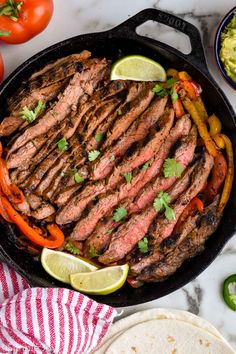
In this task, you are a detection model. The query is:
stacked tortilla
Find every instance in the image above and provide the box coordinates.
[93,308,235,353]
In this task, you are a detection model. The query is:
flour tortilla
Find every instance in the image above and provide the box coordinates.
[93,308,234,354]
[105,319,235,354]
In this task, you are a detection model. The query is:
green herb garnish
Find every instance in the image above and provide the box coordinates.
[152,84,169,97]
[74,173,84,184]
[113,207,127,222]
[153,191,175,220]
[56,137,69,151]
[123,172,132,183]
[89,245,100,258]
[142,161,150,170]
[65,243,80,255]
[171,87,179,103]
[20,100,45,123]
[138,237,149,253]
[69,167,78,176]
[117,108,123,115]
[166,78,178,86]
[107,229,114,235]
[88,150,100,161]
[95,133,104,142]
[110,154,115,162]
[163,158,184,178]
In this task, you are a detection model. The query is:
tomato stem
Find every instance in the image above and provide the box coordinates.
[0,0,23,21]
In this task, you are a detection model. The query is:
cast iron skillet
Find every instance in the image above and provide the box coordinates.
[0,9,235,307]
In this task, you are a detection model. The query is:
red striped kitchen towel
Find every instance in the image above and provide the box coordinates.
[0,262,117,353]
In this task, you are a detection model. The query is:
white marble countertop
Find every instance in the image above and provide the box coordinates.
[1,0,236,350]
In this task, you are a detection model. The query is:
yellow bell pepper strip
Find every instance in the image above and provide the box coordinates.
[213,134,225,149]
[166,68,179,79]
[181,97,218,157]
[223,274,236,311]
[1,196,64,248]
[203,152,227,202]
[208,114,222,136]
[178,71,192,80]
[217,134,234,211]
[194,97,208,121]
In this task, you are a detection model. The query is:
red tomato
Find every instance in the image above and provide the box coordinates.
[0,54,3,82]
[0,0,54,44]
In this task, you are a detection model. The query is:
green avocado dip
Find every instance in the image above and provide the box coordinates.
[220,12,236,83]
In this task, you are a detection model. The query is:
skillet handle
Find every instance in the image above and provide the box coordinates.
[111,8,209,75]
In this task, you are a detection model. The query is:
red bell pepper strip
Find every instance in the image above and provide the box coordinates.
[203,152,227,203]
[175,197,204,231]
[1,196,64,248]
[180,80,202,99]
[172,98,185,118]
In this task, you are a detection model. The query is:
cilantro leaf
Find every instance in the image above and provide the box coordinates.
[65,243,80,255]
[89,245,100,258]
[20,100,45,123]
[69,167,78,176]
[56,137,69,151]
[142,161,150,170]
[163,158,184,178]
[153,191,175,220]
[110,154,115,162]
[171,87,179,103]
[74,173,84,184]
[88,150,100,161]
[152,84,169,97]
[113,207,127,222]
[117,108,123,115]
[107,229,113,235]
[166,78,178,86]
[124,172,132,183]
[138,237,149,253]
[95,133,104,142]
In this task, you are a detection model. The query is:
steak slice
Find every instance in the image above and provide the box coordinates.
[137,196,222,282]
[103,83,155,148]
[91,96,168,181]
[8,58,108,155]
[0,81,65,137]
[107,108,175,189]
[131,125,197,213]
[130,151,214,275]
[56,107,174,225]
[31,203,55,220]
[98,162,198,265]
[69,115,191,239]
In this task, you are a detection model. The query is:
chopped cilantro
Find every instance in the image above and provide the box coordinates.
[171,87,179,103]
[56,137,69,151]
[107,229,113,235]
[152,84,169,97]
[117,107,123,115]
[88,150,100,161]
[166,77,178,86]
[142,161,150,170]
[95,133,104,142]
[138,237,149,253]
[65,243,80,255]
[74,173,84,184]
[163,158,184,178]
[123,172,132,183]
[153,191,175,220]
[110,154,115,162]
[69,167,78,176]
[113,207,127,222]
[20,100,45,123]
[89,245,100,258]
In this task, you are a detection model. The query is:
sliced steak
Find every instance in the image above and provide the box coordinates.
[137,196,222,282]
[131,125,197,213]
[103,83,155,147]
[31,203,55,220]
[130,151,214,274]
[54,185,83,207]
[107,108,175,189]
[98,162,198,265]
[1,80,69,137]
[69,113,191,239]
[91,96,168,181]
[8,58,108,155]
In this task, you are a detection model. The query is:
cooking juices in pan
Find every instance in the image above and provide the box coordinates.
[0,50,233,287]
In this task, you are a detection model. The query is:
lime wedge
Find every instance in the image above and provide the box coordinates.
[110,55,166,82]
[41,248,98,284]
[70,264,129,295]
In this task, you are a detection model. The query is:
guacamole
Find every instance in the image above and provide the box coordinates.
[220,12,236,83]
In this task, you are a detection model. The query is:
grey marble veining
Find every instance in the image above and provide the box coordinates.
[1,0,236,350]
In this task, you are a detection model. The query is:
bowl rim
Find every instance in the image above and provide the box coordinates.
[214,5,236,90]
